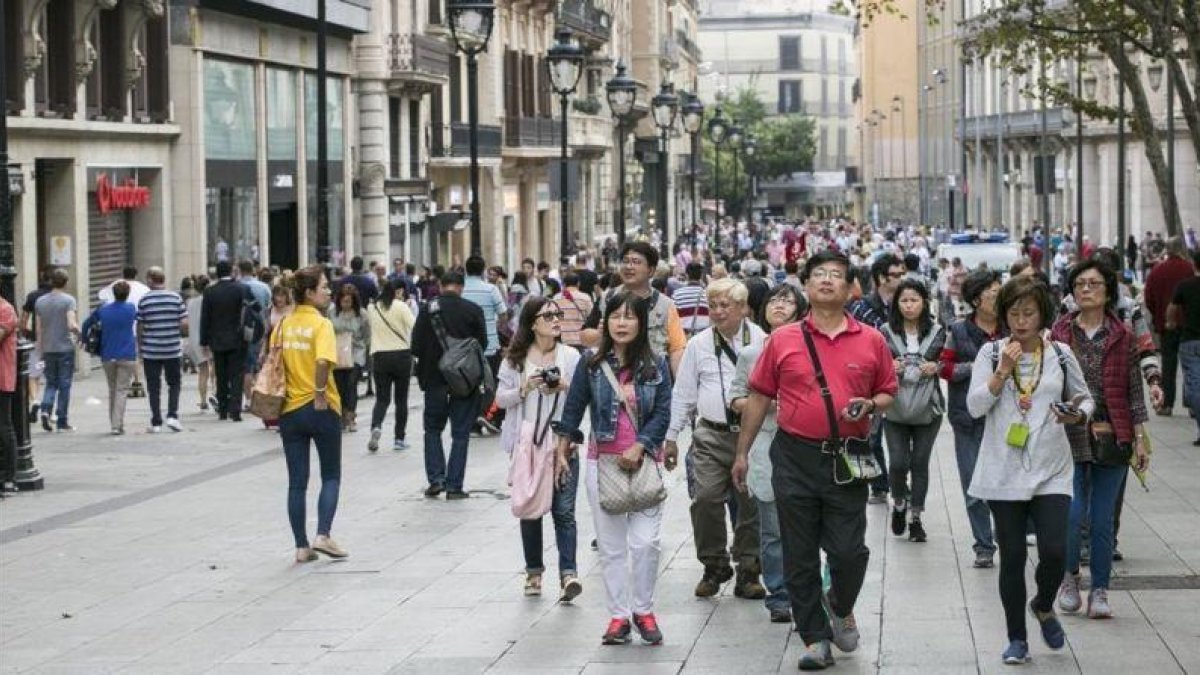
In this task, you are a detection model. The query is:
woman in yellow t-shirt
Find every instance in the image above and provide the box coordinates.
[276,266,347,563]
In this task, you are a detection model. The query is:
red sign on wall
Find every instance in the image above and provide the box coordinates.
[95,173,151,215]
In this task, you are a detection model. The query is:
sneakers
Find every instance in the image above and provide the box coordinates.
[424,483,445,498]
[891,505,907,536]
[165,417,183,432]
[1025,534,1037,547]
[56,424,76,433]
[1087,588,1113,619]
[632,613,663,645]
[393,439,409,451]
[733,568,766,600]
[828,609,860,653]
[908,517,927,543]
[477,416,501,435]
[559,575,583,603]
[798,640,835,670]
[1057,572,1083,614]
[1029,602,1065,650]
[312,536,348,559]
[1002,639,1030,665]
[601,618,632,645]
[148,426,163,434]
[1112,546,1124,561]
[974,550,995,568]
[524,573,542,597]
[694,566,734,597]
[367,428,381,452]
[40,412,52,432]
[445,490,470,500]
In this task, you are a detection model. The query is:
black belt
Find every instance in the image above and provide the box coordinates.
[778,429,843,455]
[698,418,737,433]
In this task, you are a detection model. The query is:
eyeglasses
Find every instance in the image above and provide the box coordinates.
[809,268,846,281]
[1074,279,1105,290]
[537,311,565,321]
[621,257,648,268]
[768,295,798,306]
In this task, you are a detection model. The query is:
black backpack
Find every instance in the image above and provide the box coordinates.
[428,299,494,398]
[240,290,265,345]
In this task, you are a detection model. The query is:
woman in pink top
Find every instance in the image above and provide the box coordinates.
[553,292,675,647]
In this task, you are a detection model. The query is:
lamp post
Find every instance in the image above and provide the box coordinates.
[651,83,679,260]
[681,92,705,244]
[447,0,496,258]
[707,107,728,254]
[547,26,584,262]
[744,134,757,224]
[605,61,637,248]
[932,67,953,230]
[727,121,743,223]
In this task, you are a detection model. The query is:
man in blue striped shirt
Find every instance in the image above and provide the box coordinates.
[137,267,188,433]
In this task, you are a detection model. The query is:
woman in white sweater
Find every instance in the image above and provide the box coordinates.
[966,276,1093,666]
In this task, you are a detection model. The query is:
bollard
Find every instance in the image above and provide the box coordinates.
[13,339,43,490]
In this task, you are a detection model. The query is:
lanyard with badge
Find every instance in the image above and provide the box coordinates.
[713,322,750,431]
[1006,342,1044,452]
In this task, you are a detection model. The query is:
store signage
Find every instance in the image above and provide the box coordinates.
[95,173,151,215]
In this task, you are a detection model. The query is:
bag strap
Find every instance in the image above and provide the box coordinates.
[428,300,451,351]
[600,360,640,432]
[374,303,410,348]
[800,323,842,443]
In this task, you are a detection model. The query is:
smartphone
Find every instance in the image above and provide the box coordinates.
[845,401,866,419]
[1051,401,1079,417]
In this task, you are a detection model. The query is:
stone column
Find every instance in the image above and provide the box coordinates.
[358,79,390,263]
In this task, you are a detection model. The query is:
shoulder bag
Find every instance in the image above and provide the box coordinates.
[884,327,945,426]
[250,318,287,420]
[800,323,882,485]
[595,360,668,514]
[508,377,561,520]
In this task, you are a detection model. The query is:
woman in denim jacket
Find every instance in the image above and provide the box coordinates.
[553,292,675,647]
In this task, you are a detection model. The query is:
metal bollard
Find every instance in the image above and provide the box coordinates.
[13,339,43,490]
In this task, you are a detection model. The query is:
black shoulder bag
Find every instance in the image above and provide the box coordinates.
[800,323,882,485]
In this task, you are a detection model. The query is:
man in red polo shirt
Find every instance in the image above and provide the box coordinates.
[733,249,897,671]
[1145,236,1196,415]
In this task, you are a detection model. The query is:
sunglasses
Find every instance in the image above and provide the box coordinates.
[538,311,565,321]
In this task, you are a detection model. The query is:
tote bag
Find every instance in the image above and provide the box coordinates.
[250,322,287,420]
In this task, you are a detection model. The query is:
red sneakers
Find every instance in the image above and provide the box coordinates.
[633,613,663,645]
[601,618,632,645]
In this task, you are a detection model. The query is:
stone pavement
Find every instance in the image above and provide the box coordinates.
[1,371,1198,674]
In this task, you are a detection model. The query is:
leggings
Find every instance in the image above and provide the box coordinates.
[988,495,1070,642]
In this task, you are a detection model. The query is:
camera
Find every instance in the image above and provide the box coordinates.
[725,407,742,432]
[541,366,562,388]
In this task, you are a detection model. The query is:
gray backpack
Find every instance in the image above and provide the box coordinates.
[428,300,494,399]
[884,326,946,426]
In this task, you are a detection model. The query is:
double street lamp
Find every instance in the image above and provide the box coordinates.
[546,27,585,262]
[651,83,679,259]
[447,0,496,258]
[605,61,637,248]
[707,106,729,253]
[681,92,705,244]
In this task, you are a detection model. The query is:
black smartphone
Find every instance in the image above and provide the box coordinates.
[1051,401,1079,417]
[845,401,866,419]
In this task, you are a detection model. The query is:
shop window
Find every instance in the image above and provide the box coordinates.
[305,74,346,264]
[266,68,297,160]
[206,187,261,264]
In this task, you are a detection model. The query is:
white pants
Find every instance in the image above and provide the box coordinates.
[585,459,663,619]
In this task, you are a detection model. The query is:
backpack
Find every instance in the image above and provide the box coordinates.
[84,320,103,356]
[428,299,494,398]
[241,291,265,345]
[884,325,946,425]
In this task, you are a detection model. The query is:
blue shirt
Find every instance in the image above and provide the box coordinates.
[84,301,138,361]
[461,276,506,356]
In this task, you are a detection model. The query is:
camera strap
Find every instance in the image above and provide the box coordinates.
[800,322,842,445]
[713,322,750,417]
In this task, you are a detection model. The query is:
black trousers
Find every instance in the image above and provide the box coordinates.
[989,495,1070,642]
[333,366,361,417]
[371,350,413,440]
[212,348,246,418]
[143,358,181,426]
[0,391,16,484]
[1161,329,1181,409]
[771,432,870,645]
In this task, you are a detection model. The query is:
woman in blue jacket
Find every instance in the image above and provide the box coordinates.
[82,281,139,434]
[554,292,674,647]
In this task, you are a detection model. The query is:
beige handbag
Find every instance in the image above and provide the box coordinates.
[250,321,287,419]
[596,361,667,514]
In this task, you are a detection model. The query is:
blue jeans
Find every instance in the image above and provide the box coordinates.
[757,497,790,612]
[1180,340,1200,435]
[280,403,342,548]
[952,424,996,554]
[520,455,579,578]
[423,386,479,492]
[40,351,75,427]
[1067,461,1125,589]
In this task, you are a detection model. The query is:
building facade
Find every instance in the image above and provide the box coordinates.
[697,0,857,219]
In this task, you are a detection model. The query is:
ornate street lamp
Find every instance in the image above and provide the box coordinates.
[651,83,679,259]
[707,106,728,253]
[681,91,705,244]
[606,61,637,248]
[743,134,757,223]
[447,0,496,257]
[727,121,742,222]
[546,26,584,262]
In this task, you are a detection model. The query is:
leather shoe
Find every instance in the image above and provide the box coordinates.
[733,569,766,599]
[694,566,733,597]
[769,606,792,623]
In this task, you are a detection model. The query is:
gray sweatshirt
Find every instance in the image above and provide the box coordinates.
[966,338,1094,501]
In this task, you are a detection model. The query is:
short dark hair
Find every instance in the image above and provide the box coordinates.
[903,253,920,272]
[350,256,365,272]
[1067,259,1119,311]
[997,276,1057,332]
[620,241,659,269]
[522,258,536,268]
[537,261,550,272]
[440,270,465,287]
[961,269,1002,311]
[562,272,580,287]
[870,254,902,286]
[51,269,70,288]
[801,250,852,283]
[215,261,233,278]
[122,266,138,280]
[112,280,130,301]
[465,255,486,276]
[1090,247,1123,274]
[685,262,704,281]
[237,260,255,276]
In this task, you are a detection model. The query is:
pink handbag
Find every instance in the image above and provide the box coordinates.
[509,394,559,520]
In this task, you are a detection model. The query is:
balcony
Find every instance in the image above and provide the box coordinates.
[559,0,611,46]
[430,122,503,159]
[674,30,702,62]
[388,33,452,92]
[504,116,562,148]
[959,108,1066,141]
[568,112,611,154]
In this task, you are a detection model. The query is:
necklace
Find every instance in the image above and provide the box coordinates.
[1011,342,1044,412]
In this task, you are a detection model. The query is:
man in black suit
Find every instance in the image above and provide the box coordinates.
[200,260,254,421]
[411,271,487,499]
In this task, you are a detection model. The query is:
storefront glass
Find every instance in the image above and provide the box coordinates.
[204,59,259,265]
[304,73,345,265]
[267,68,296,161]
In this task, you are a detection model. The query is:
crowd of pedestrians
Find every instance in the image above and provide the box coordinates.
[1,212,1195,672]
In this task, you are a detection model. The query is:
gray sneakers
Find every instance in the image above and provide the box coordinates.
[821,591,860,653]
[1087,588,1113,619]
[1057,572,1083,614]
[798,640,835,671]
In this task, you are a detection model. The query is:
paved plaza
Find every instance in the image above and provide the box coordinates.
[1,373,1198,674]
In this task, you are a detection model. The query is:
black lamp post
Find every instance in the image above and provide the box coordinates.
[681,92,705,245]
[744,134,757,224]
[727,121,743,222]
[546,27,584,262]
[448,0,495,258]
[605,61,637,248]
[651,83,679,260]
[707,106,728,253]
